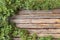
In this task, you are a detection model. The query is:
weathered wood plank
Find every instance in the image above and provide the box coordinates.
[37,34,60,38]
[12,10,60,19]
[31,19,60,24]
[12,14,60,19]
[13,29,60,38]
[12,19,60,24]
[12,19,31,23]
[14,34,60,38]
[12,10,60,39]
[16,24,60,28]
[18,10,60,14]
[25,29,60,34]
[53,9,60,14]
[18,10,52,14]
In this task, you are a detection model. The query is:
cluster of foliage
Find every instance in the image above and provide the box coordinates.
[23,0,60,10]
[13,28,53,40]
[0,0,60,40]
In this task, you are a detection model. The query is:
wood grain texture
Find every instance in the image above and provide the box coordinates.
[14,29,60,38]
[12,10,60,19]
[24,29,60,34]
[15,34,60,38]
[53,9,60,14]
[18,10,52,14]
[12,13,60,19]
[12,19,60,24]
[11,10,60,39]
[37,34,60,38]
[18,10,60,14]
[16,24,60,28]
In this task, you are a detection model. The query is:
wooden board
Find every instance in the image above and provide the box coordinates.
[16,24,60,28]
[20,29,60,34]
[11,10,60,40]
[12,19,60,24]
[12,13,60,19]
[14,29,60,38]
[37,34,60,38]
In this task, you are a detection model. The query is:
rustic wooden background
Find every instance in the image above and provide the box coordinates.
[11,9,60,40]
